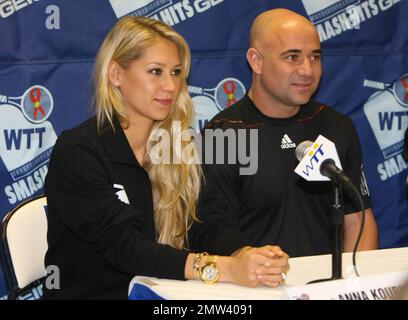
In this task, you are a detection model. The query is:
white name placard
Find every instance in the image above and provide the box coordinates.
[284,271,408,300]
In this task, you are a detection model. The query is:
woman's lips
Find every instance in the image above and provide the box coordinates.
[155,99,173,106]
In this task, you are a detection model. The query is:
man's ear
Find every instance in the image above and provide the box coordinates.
[246,48,263,75]
[108,61,122,87]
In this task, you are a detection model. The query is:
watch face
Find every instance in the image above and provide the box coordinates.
[202,264,219,282]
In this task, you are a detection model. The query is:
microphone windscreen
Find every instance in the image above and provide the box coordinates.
[295,140,313,162]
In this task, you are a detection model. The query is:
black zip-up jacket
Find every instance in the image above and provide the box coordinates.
[43,117,188,300]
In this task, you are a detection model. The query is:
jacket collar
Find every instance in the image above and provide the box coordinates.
[99,115,140,167]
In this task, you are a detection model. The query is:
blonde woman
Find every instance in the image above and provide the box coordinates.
[43,16,289,299]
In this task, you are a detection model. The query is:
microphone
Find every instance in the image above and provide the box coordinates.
[295,135,366,281]
[294,135,354,190]
[295,140,313,162]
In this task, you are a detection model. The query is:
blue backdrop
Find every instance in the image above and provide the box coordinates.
[0,0,407,299]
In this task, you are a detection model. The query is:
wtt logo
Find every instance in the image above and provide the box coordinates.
[188,77,245,131]
[294,135,343,182]
[363,74,408,181]
[301,144,325,177]
[0,85,57,204]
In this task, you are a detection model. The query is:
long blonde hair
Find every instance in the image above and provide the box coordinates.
[93,16,201,249]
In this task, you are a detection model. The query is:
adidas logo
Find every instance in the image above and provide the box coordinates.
[281,134,296,149]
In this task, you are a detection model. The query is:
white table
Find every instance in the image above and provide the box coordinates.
[129,247,408,300]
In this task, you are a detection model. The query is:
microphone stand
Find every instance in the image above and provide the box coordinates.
[308,180,344,283]
[331,180,344,280]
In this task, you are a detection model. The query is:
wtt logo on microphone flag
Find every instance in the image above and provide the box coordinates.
[0,85,58,205]
[295,135,342,181]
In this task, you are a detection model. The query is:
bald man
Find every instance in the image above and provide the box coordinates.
[189,9,378,258]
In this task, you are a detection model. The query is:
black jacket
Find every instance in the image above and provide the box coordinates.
[43,117,188,300]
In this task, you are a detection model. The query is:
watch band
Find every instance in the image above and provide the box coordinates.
[192,252,208,280]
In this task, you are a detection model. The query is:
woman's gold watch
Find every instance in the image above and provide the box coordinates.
[200,255,220,284]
